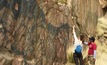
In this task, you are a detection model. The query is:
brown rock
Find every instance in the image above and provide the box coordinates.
[99,0,107,8]
[0,0,105,65]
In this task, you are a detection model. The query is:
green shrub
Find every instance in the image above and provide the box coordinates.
[67,53,75,63]
[58,0,67,4]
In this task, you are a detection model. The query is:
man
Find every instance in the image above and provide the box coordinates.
[84,37,97,65]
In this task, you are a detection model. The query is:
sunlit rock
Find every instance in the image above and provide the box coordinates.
[99,0,107,8]
[97,14,107,45]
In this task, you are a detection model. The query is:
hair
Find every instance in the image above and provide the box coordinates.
[92,40,95,42]
[89,37,95,42]
[91,38,95,42]
[80,34,85,43]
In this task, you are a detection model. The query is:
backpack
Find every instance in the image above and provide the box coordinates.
[75,45,82,53]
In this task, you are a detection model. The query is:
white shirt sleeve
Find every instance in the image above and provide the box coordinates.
[73,27,78,41]
[84,42,88,44]
[73,27,79,53]
[94,50,96,58]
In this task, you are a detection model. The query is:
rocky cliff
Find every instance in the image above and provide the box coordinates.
[0,0,106,65]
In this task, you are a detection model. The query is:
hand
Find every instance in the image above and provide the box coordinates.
[73,25,75,29]
[93,58,96,61]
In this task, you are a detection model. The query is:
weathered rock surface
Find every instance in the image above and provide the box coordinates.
[99,0,107,8]
[97,13,107,45]
[0,0,106,65]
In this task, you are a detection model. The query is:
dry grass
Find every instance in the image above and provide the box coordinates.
[66,45,74,63]
[95,40,107,65]
[58,0,67,4]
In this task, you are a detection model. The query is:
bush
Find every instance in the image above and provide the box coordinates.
[58,0,67,4]
[67,53,75,63]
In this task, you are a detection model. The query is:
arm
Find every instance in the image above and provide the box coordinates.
[93,50,96,58]
[93,44,97,59]
[72,26,78,53]
[84,42,88,45]
[73,26,78,41]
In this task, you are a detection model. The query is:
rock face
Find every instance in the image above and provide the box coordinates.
[97,14,107,45]
[0,0,105,65]
[99,0,107,8]
[97,0,107,45]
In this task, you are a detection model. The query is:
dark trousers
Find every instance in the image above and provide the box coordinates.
[73,53,84,65]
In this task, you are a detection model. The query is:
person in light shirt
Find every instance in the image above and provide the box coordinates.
[72,25,84,65]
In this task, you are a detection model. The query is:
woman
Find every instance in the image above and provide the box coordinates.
[72,26,84,65]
